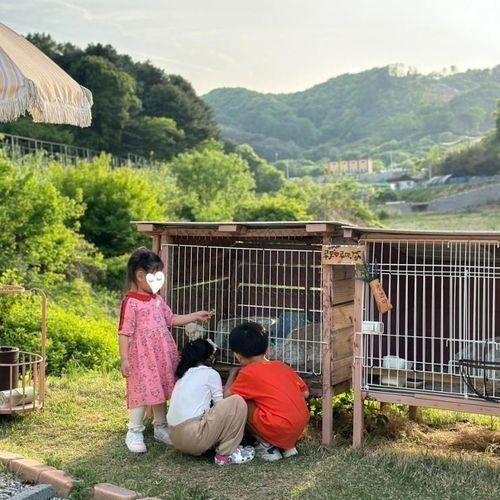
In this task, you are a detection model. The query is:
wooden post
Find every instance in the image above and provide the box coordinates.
[151,233,161,255]
[160,234,173,300]
[321,236,334,446]
[39,290,47,406]
[409,406,419,421]
[352,278,364,448]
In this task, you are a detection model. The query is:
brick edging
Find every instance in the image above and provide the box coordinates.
[1,449,153,499]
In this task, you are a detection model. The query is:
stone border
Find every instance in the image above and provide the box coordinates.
[0,450,154,499]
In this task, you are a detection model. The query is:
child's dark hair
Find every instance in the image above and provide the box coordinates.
[176,339,216,378]
[229,321,268,358]
[127,247,163,288]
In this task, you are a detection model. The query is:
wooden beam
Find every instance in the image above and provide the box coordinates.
[136,223,155,233]
[142,227,312,239]
[306,223,329,233]
[352,278,364,448]
[360,233,500,243]
[363,391,500,417]
[321,234,334,446]
[217,224,242,233]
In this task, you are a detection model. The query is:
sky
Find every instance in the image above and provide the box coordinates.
[1,0,500,95]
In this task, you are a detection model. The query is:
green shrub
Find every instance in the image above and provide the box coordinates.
[0,154,102,287]
[49,156,168,257]
[0,294,118,375]
[101,254,129,292]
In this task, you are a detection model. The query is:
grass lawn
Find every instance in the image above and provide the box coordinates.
[0,372,499,499]
[386,205,500,231]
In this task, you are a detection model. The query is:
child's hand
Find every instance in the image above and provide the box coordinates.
[121,359,131,378]
[195,310,212,322]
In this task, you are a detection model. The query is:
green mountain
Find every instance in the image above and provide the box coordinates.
[204,65,500,163]
[437,102,500,176]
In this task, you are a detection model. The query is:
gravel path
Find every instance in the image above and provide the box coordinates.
[0,471,31,499]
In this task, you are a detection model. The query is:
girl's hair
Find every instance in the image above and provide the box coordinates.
[176,339,215,378]
[126,247,164,288]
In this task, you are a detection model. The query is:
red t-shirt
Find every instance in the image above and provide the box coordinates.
[230,360,309,449]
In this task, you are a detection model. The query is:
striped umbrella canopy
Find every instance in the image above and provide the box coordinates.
[0,22,92,127]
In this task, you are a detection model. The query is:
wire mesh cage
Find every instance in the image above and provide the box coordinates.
[0,285,46,414]
[360,239,500,402]
[164,243,324,375]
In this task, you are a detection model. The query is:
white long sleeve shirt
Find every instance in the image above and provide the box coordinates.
[167,365,223,426]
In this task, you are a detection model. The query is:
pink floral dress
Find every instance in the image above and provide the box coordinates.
[118,292,179,409]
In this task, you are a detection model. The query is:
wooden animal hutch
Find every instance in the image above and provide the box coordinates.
[136,221,356,444]
[347,227,500,447]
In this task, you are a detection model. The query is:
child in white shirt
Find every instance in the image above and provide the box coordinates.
[167,339,255,466]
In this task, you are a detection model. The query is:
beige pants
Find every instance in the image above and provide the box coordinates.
[169,395,247,456]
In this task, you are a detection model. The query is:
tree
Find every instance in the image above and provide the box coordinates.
[235,145,284,193]
[122,117,185,161]
[234,194,307,221]
[69,55,140,152]
[170,141,255,221]
[143,77,219,149]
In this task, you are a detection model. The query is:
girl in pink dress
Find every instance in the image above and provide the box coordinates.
[118,247,211,453]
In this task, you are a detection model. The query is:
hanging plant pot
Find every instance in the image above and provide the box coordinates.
[369,279,393,315]
[0,346,19,391]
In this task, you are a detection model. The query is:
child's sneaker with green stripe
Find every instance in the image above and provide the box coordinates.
[215,446,255,466]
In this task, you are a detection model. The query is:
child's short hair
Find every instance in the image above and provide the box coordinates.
[229,321,268,358]
[126,247,163,288]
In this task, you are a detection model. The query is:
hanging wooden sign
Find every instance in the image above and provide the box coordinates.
[322,245,365,265]
[369,278,393,314]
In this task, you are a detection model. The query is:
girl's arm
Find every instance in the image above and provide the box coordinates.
[118,299,135,378]
[209,370,224,404]
[119,335,130,377]
[172,311,212,327]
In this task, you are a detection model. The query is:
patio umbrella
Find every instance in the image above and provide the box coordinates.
[0,22,92,127]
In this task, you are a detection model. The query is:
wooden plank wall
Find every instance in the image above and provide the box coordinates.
[331,265,355,386]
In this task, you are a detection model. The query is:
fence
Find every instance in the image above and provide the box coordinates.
[0,132,149,167]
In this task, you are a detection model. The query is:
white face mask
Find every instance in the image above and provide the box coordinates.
[145,271,165,294]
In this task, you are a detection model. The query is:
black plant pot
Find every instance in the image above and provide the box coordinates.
[0,346,19,391]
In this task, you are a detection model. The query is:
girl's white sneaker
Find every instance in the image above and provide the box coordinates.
[126,431,147,453]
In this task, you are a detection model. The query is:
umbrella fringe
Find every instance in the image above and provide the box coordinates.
[29,81,92,127]
[0,79,92,127]
[0,81,31,122]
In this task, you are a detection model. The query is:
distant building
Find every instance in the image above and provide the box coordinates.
[388,174,417,191]
[327,158,373,177]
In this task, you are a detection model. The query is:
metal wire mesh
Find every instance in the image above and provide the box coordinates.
[163,243,323,374]
[361,239,500,401]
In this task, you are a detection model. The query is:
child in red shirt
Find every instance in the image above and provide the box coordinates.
[224,321,310,461]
